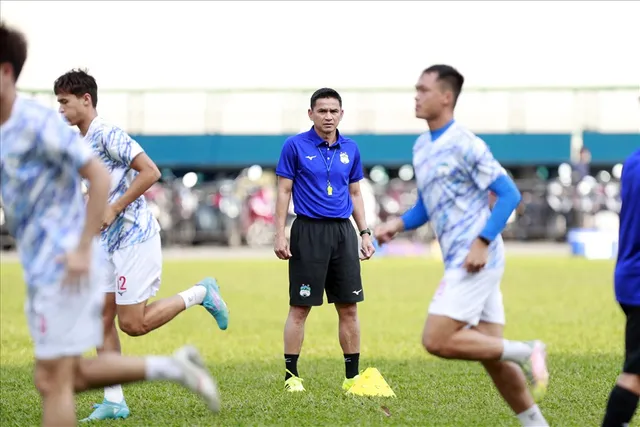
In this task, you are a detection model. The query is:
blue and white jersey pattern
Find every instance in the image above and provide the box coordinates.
[413,122,505,270]
[0,96,93,288]
[84,117,159,253]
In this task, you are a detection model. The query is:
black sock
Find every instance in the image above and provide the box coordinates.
[344,353,360,379]
[284,354,299,380]
[602,385,639,427]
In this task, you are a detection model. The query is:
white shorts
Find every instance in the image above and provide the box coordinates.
[25,240,105,360]
[98,233,162,305]
[428,268,505,327]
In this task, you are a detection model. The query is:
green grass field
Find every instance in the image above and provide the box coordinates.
[0,256,631,426]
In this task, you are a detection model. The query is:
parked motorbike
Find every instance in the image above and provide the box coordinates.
[241,185,277,247]
[167,180,199,246]
[192,180,243,247]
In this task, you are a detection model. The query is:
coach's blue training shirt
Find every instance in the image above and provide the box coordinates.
[276,127,364,219]
[615,148,640,306]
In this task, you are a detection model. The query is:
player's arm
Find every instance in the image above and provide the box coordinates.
[348,147,368,232]
[79,159,111,246]
[274,139,296,239]
[401,191,430,231]
[104,129,161,214]
[40,113,110,248]
[376,191,429,241]
[480,175,521,243]
[465,140,522,244]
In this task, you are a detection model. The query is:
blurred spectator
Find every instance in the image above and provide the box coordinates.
[573,147,592,181]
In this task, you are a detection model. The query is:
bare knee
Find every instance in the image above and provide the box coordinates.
[288,306,311,326]
[422,334,453,358]
[34,358,75,397]
[118,316,148,337]
[117,303,150,337]
[335,303,358,321]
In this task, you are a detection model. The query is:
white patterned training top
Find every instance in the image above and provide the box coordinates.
[83,117,159,253]
[0,96,94,288]
[413,121,505,270]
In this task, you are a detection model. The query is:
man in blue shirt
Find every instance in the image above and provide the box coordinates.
[602,148,640,427]
[274,88,376,393]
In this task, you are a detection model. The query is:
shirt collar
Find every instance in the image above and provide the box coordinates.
[84,116,104,138]
[307,126,343,147]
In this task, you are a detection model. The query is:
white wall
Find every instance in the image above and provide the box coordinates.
[24,87,639,134]
[4,1,639,134]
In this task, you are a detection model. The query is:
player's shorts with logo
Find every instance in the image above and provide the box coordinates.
[288,215,363,306]
[428,268,505,326]
[620,303,640,375]
[25,239,106,360]
[97,233,162,305]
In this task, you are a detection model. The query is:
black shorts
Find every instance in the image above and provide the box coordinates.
[288,215,363,306]
[621,303,640,375]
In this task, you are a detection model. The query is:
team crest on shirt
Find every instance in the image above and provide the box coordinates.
[340,152,350,164]
[299,284,311,298]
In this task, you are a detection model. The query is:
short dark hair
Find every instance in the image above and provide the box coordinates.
[53,69,98,108]
[0,21,28,83]
[423,64,464,106]
[310,87,342,109]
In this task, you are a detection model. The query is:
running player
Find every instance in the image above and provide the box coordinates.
[374,65,550,426]
[53,69,229,421]
[601,147,640,427]
[0,21,220,426]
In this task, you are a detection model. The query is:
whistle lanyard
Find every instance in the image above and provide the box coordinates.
[318,145,338,196]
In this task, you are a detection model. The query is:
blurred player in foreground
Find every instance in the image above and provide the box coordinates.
[602,148,640,427]
[375,65,549,426]
[53,69,230,421]
[0,22,220,427]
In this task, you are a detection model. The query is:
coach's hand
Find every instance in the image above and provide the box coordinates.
[360,234,376,260]
[463,238,489,273]
[274,233,292,260]
[101,204,120,231]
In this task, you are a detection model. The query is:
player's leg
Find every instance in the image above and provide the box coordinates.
[35,357,76,427]
[100,293,125,403]
[115,234,228,337]
[83,291,131,422]
[73,346,221,413]
[602,304,640,427]
[83,254,131,422]
[326,220,364,390]
[283,218,330,391]
[474,316,548,426]
[422,269,548,395]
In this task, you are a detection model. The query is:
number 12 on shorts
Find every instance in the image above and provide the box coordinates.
[118,276,127,295]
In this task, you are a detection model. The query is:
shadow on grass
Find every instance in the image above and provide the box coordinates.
[0,353,623,426]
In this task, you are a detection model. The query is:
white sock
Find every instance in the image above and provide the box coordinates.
[500,339,533,364]
[516,404,549,426]
[178,285,207,309]
[145,356,184,382]
[104,385,124,403]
